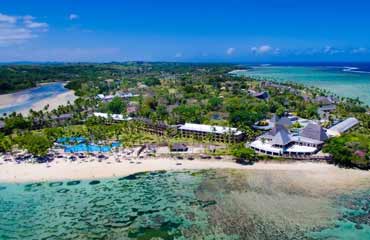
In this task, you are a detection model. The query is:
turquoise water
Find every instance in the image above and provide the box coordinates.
[309,192,370,239]
[0,171,215,240]
[57,137,121,153]
[235,66,370,105]
[64,144,112,153]
[0,170,369,239]
[57,137,87,144]
[0,82,70,115]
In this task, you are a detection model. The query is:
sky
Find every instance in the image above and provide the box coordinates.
[1,0,370,62]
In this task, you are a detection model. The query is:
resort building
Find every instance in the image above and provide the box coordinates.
[327,117,359,137]
[51,113,73,122]
[248,89,269,100]
[317,104,337,119]
[254,91,269,100]
[260,81,299,94]
[134,117,169,136]
[117,92,140,99]
[0,120,5,130]
[126,105,139,116]
[93,112,132,121]
[96,92,139,102]
[253,114,299,131]
[276,117,293,128]
[96,94,115,102]
[178,123,244,143]
[250,123,327,158]
[314,96,336,106]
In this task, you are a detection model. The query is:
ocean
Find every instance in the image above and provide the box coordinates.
[233,63,370,106]
[1,170,369,239]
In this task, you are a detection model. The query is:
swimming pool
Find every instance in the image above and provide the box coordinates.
[57,137,121,153]
[57,137,87,144]
[64,144,112,153]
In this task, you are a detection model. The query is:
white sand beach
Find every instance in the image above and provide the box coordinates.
[0,82,77,116]
[1,154,369,184]
[28,90,77,114]
[0,92,30,108]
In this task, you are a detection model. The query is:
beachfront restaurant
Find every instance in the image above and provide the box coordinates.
[250,123,327,158]
[178,123,244,143]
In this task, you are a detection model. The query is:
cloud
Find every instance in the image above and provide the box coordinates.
[0,28,34,44]
[175,52,183,58]
[226,47,235,55]
[322,46,344,55]
[251,45,277,54]
[351,47,367,54]
[0,13,17,24]
[69,14,79,20]
[323,46,335,54]
[0,47,122,62]
[285,46,369,56]
[23,15,48,30]
[0,13,48,45]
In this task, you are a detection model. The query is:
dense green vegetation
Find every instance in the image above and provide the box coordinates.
[324,133,370,169]
[231,144,258,162]
[0,62,369,166]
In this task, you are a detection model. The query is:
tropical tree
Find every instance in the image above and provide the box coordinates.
[231,144,257,161]
[0,134,12,153]
[16,132,53,157]
[107,97,126,114]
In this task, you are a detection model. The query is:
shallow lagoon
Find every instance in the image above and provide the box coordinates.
[235,65,370,105]
[0,169,370,239]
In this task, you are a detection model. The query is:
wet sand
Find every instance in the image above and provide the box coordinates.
[0,93,30,108]
[1,158,370,239]
[0,82,77,116]
[28,90,76,114]
[1,155,369,185]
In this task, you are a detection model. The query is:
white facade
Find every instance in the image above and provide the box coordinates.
[179,123,243,136]
[250,123,326,157]
[93,112,132,121]
[178,123,244,142]
[327,117,359,137]
[250,139,317,156]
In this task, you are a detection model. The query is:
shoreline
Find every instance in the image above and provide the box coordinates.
[1,157,368,184]
[28,90,77,114]
[0,82,77,116]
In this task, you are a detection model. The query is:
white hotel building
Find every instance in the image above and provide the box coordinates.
[250,123,328,157]
[178,123,244,143]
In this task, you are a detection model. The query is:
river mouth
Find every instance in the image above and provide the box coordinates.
[0,169,369,239]
[0,82,76,115]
